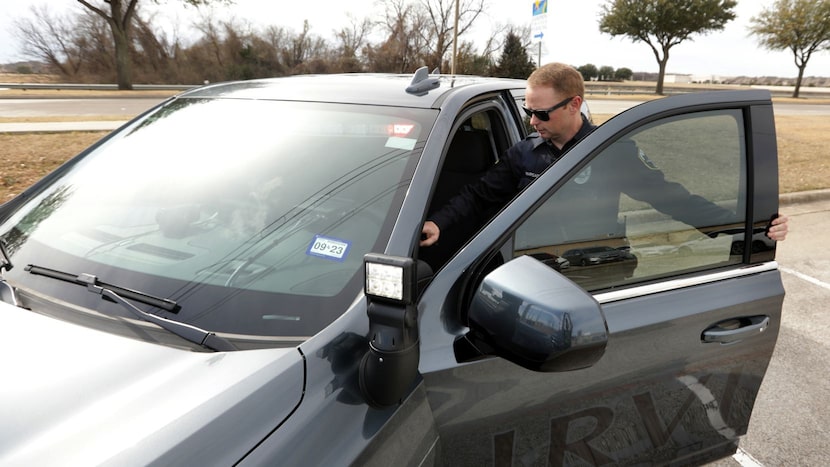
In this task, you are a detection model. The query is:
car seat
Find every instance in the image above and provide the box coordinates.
[420,126,497,272]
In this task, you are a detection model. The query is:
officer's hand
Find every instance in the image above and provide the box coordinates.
[420,221,440,247]
[767,214,789,241]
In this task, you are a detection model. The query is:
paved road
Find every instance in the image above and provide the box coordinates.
[0,97,167,118]
[0,96,828,124]
[0,97,165,133]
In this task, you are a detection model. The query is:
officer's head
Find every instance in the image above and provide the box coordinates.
[524,63,585,147]
[528,62,585,102]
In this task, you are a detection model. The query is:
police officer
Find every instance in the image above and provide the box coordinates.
[420,62,789,249]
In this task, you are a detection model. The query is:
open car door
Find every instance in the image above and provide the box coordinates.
[417,90,783,466]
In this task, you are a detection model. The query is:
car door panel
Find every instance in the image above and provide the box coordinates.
[420,267,782,466]
[418,91,784,466]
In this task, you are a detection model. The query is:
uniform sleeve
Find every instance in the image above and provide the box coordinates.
[613,140,737,228]
[428,148,525,233]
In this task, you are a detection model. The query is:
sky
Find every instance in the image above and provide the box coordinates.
[1,0,829,79]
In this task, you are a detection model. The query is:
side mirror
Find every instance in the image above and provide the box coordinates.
[463,255,608,372]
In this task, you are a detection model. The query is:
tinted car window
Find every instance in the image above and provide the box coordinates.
[0,98,434,343]
[514,109,747,291]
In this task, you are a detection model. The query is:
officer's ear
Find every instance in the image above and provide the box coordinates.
[570,95,583,112]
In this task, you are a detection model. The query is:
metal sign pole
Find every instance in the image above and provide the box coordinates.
[531,0,548,67]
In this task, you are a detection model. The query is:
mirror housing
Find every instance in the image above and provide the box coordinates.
[359,254,420,407]
[463,255,608,372]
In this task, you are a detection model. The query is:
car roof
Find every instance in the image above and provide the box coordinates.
[177,71,527,109]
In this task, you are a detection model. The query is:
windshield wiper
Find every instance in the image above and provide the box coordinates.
[25,264,235,351]
[26,264,180,312]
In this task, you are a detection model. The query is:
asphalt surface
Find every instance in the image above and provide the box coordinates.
[0,96,163,133]
[2,95,828,465]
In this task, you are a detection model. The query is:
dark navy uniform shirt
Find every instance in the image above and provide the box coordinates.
[427,115,596,232]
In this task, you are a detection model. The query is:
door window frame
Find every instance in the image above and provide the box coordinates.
[434,91,779,305]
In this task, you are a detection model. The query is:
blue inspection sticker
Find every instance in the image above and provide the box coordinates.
[307,235,351,262]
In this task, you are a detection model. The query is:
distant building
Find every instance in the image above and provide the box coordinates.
[691,74,731,84]
[663,74,692,84]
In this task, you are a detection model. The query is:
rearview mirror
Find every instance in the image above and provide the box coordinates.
[463,255,608,372]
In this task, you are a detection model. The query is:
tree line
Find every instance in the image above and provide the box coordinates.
[13,0,540,87]
[11,0,830,97]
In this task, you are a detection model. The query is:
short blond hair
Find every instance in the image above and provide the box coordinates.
[528,63,585,99]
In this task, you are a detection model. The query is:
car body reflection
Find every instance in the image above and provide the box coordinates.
[527,252,570,271]
[562,245,636,267]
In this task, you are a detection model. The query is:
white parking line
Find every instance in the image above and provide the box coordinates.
[780,266,830,291]
[733,447,764,467]
[677,375,735,439]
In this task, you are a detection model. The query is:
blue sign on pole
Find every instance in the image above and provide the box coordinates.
[531,1,548,44]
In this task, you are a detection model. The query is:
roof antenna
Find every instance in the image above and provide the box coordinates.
[406,66,441,96]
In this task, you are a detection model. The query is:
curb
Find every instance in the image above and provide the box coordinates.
[779,188,830,206]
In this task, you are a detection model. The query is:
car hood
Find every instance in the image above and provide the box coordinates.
[0,300,304,466]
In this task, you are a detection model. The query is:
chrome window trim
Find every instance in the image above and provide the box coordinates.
[594,261,779,304]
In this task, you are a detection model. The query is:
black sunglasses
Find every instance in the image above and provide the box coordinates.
[522,96,574,121]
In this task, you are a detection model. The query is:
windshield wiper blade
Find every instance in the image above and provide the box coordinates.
[26,264,180,312]
[97,286,235,352]
[25,264,235,351]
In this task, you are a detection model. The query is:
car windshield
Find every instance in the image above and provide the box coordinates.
[0,97,434,346]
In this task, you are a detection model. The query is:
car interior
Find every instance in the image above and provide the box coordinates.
[418,111,510,273]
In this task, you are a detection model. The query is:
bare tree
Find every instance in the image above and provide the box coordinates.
[369,0,428,73]
[334,15,373,72]
[418,0,486,71]
[132,14,177,80]
[260,25,291,75]
[75,0,140,89]
[11,0,506,83]
[75,0,232,89]
[282,20,330,74]
[74,8,119,81]
[13,5,83,77]
[482,22,517,61]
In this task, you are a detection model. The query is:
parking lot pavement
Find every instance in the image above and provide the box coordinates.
[706,195,830,467]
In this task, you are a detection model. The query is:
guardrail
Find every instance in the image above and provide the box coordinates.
[3,81,828,99]
[0,83,195,91]
[3,82,700,95]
